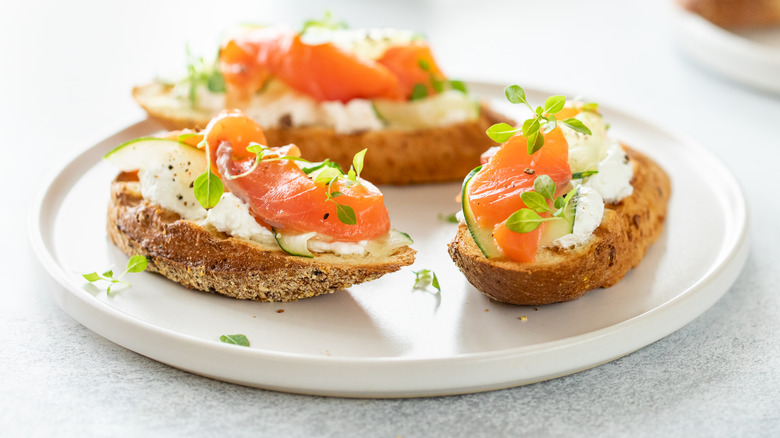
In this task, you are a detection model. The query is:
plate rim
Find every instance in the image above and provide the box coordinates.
[28,81,750,397]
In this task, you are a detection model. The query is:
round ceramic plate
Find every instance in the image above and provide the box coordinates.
[29,83,748,398]
[672,4,780,94]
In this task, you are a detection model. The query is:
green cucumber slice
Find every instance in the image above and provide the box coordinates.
[461,166,502,258]
[373,91,479,130]
[365,229,414,257]
[539,188,578,247]
[104,137,206,173]
[273,229,316,258]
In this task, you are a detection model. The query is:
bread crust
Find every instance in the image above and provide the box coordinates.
[448,146,670,305]
[678,0,780,27]
[132,83,512,185]
[107,173,415,302]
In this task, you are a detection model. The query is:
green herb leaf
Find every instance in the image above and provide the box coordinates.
[439,212,459,223]
[582,102,599,113]
[521,191,551,213]
[207,71,226,93]
[521,118,540,137]
[533,175,556,200]
[571,170,599,179]
[302,159,342,175]
[505,208,559,233]
[543,95,566,114]
[526,130,545,154]
[352,148,367,180]
[413,269,440,293]
[411,83,428,100]
[486,122,519,143]
[431,272,441,292]
[335,203,357,225]
[432,78,445,93]
[329,191,344,198]
[194,169,224,209]
[418,59,431,71]
[219,334,250,347]
[449,80,467,93]
[83,272,101,282]
[177,133,199,141]
[504,85,527,105]
[561,118,593,135]
[301,10,347,34]
[314,167,343,185]
[102,270,114,279]
[553,196,565,209]
[124,255,148,274]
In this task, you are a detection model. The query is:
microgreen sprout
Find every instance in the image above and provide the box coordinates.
[504,175,579,234]
[412,269,441,293]
[82,255,148,294]
[439,212,459,223]
[193,139,224,209]
[411,58,468,101]
[219,334,250,347]
[184,45,225,108]
[301,10,348,34]
[486,85,593,154]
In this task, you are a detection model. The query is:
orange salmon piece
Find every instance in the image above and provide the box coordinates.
[467,128,572,262]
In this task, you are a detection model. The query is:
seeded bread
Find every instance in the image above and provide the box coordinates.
[448,146,670,305]
[107,172,416,302]
[678,0,780,27]
[132,82,512,184]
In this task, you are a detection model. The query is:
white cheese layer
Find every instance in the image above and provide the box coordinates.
[549,109,634,247]
[584,142,634,203]
[138,164,206,221]
[553,186,604,248]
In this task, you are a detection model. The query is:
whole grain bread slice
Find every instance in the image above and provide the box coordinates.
[448,146,671,305]
[107,172,415,302]
[133,82,512,184]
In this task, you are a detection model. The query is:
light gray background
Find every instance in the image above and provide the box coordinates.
[2,0,778,436]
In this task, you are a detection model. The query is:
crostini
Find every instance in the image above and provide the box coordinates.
[448,86,670,305]
[132,15,513,184]
[105,110,415,302]
[677,0,780,28]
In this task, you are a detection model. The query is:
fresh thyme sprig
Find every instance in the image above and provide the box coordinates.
[410,59,468,101]
[486,85,593,154]
[504,175,578,234]
[184,45,225,108]
[301,10,348,34]
[82,255,148,294]
[412,269,441,293]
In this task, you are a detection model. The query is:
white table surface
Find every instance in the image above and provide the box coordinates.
[2,0,778,436]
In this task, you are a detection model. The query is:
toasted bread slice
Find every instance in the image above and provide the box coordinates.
[677,0,780,27]
[107,172,415,302]
[448,146,670,305]
[132,82,512,185]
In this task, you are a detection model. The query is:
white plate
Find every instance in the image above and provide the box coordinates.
[672,4,780,94]
[29,83,748,398]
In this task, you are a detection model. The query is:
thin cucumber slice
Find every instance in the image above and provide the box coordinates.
[104,137,206,173]
[273,229,316,258]
[461,166,502,258]
[365,229,414,257]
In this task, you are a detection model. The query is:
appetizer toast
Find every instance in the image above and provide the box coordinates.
[448,86,670,305]
[133,18,513,184]
[105,110,414,301]
[449,146,669,305]
[108,173,414,301]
